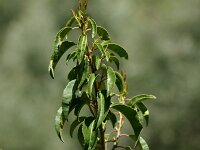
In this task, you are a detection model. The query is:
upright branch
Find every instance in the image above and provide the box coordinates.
[48,1,156,150]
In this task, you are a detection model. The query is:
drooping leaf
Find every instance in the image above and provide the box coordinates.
[127,94,156,107]
[70,117,86,137]
[62,79,76,120]
[88,17,97,38]
[96,92,111,128]
[87,73,96,97]
[68,66,78,81]
[107,43,128,59]
[107,111,117,128]
[109,55,120,70]
[78,124,84,147]
[97,26,110,40]
[136,102,149,126]
[107,66,116,96]
[49,41,76,79]
[77,35,87,61]
[115,71,124,94]
[129,135,149,150]
[111,103,143,139]
[82,120,97,150]
[66,16,75,27]
[55,107,65,142]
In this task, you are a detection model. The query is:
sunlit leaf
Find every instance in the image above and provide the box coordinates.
[137,102,149,126]
[49,41,75,79]
[88,17,97,38]
[96,92,111,128]
[77,35,87,61]
[111,103,143,139]
[127,94,156,106]
[82,120,97,149]
[87,73,96,97]
[115,71,124,94]
[94,55,101,70]
[107,43,128,59]
[62,79,76,120]
[97,26,110,40]
[129,135,149,150]
[55,107,65,142]
[107,66,116,96]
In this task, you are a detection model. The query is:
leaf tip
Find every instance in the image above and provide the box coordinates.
[48,60,55,79]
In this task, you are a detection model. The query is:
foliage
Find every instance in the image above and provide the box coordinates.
[48,1,156,149]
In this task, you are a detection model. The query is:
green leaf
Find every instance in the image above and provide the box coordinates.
[95,43,105,55]
[66,17,75,27]
[129,135,149,150]
[97,26,110,40]
[107,66,116,96]
[107,43,128,59]
[96,92,111,128]
[87,73,96,97]
[77,58,89,89]
[125,146,133,150]
[88,17,97,38]
[137,102,149,126]
[77,35,87,61]
[55,107,65,142]
[115,71,124,94]
[70,117,86,137]
[78,125,84,147]
[66,51,77,64]
[94,55,101,70]
[109,55,120,70]
[127,94,156,107]
[82,120,97,150]
[111,103,143,139]
[49,41,76,79]
[62,79,76,120]
[107,111,117,128]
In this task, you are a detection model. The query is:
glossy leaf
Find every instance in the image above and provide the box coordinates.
[94,55,101,70]
[55,107,65,142]
[88,17,97,38]
[70,117,86,137]
[77,35,87,61]
[115,71,124,94]
[107,43,128,59]
[49,41,75,79]
[107,66,116,96]
[97,26,110,40]
[77,58,89,89]
[111,103,143,139]
[137,102,149,126]
[129,135,149,150]
[82,120,97,149]
[62,79,76,120]
[127,94,156,107]
[87,73,96,97]
[96,92,110,128]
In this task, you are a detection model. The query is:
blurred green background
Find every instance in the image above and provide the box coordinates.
[1,0,200,149]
